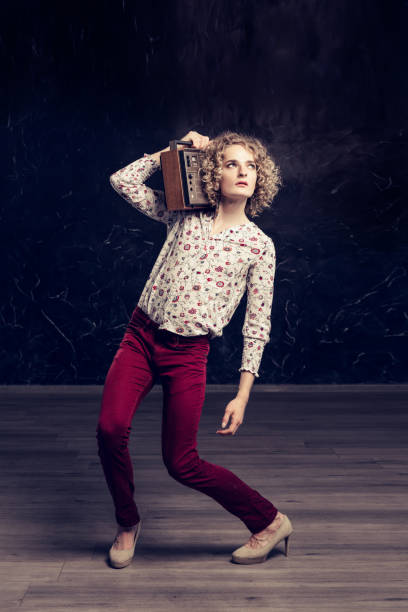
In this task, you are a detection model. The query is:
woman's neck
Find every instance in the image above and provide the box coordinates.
[215,199,248,225]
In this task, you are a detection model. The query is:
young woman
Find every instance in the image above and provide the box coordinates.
[96,130,293,568]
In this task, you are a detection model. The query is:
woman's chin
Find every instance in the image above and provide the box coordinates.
[221,191,251,203]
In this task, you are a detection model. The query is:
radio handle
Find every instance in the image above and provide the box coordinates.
[169,139,194,151]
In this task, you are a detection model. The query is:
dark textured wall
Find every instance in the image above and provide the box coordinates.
[2,0,407,384]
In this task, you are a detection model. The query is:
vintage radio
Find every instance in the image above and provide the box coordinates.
[160,139,212,210]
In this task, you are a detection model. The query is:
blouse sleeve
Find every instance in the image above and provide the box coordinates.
[109,153,180,225]
[239,239,276,378]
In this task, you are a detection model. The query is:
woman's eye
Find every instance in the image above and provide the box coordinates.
[227,162,256,170]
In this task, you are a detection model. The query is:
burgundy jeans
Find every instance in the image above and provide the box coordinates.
[96,306,278,534]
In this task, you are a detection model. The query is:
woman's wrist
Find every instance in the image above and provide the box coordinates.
[236,370,255,404]
[236,391,249,404]
[150,146,170,164]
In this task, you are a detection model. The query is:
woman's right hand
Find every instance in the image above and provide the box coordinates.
[179,131,210,150]
[150,131,210,163]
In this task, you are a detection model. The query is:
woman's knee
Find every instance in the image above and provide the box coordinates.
[163,451,199,482]
[96,421,131,450]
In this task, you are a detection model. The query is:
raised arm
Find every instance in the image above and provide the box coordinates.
[239,239,276,377]
[109,146,179,225]
[110,133,210,224]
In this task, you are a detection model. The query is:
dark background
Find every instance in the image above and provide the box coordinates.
[1,0,407,384]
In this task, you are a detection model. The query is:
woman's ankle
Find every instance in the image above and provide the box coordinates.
[262,512,284,532]
[117,521,139,533]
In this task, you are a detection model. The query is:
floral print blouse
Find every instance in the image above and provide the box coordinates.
[109,154,276,377]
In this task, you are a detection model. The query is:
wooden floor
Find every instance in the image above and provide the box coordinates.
[0,385,407,612]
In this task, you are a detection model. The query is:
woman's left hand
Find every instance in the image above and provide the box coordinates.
[216,396,247,435]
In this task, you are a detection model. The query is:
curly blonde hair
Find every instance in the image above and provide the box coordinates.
[199,131,282,217]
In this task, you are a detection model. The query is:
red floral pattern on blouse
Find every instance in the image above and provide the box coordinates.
[109,154,276,377]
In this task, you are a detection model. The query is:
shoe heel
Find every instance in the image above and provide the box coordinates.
[284,535,290,556]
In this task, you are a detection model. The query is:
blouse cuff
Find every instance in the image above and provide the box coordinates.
[240,336,266,379]
[143,153,161,170]
[238,366,260,378]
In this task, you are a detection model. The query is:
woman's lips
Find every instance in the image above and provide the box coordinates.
[236,182,248,186]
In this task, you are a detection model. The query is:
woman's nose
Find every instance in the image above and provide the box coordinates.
[238,166,247,176]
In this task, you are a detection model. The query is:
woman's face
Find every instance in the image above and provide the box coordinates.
[219,144,257,202]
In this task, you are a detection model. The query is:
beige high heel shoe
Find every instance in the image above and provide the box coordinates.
[109,520,142,569]
[231,513,293,564]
